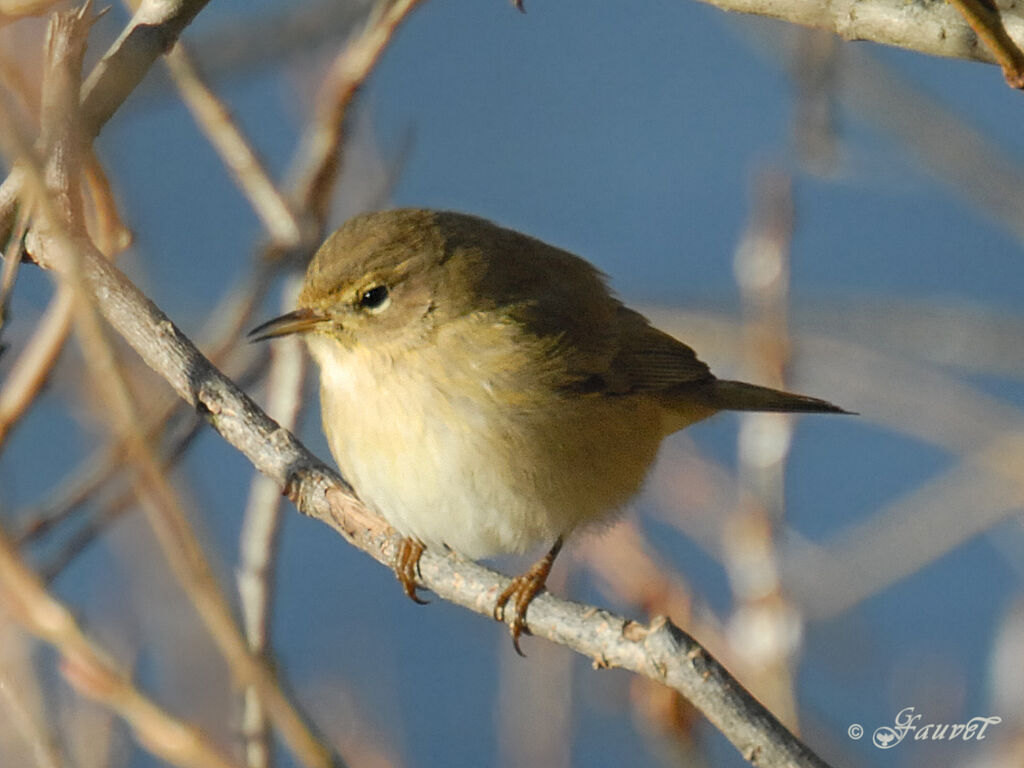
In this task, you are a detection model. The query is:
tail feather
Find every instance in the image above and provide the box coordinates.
[709,380,852,415]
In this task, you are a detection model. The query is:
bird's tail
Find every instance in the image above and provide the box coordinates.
[709,380,851,415]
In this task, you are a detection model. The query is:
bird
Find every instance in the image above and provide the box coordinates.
[250,208,848,653]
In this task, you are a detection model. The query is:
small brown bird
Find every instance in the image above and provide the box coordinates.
[252,209,846,652]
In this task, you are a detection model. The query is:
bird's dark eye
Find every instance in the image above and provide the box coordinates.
[357,285,390,311]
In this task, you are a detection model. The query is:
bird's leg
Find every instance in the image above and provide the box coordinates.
[394,537,429,605]
[493,536,564,656]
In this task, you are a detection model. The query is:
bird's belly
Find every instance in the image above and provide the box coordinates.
[311,339,664,559]
[320,384,558,557]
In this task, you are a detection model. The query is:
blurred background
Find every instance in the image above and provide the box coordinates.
[2,0,1024,766]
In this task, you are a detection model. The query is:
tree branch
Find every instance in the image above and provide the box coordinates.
[699,0,1024,67]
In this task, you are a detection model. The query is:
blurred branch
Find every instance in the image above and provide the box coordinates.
[13,343,265,550]
[0,283,74,447]
[237,276,307,768]
[0,207,29,340]
[0,0,212,240]
[727,168,801,727]
[578,520,720,767]
[131,0,369,99]
[10,271,275,545]
[783,457,1024,618]
[0,524,241,768]
[791,30,839,174]
[33,352,266,581]
[646,308,1024,457]
[0,611,63,768]
[793,301,1024,379]
[747,24,1024,243]
[496,564,573,768]
[0,0,63,24]
[163,42,304,248]
[646,308,1024,619]
[288,0,426,228]
[835,44,1024,241]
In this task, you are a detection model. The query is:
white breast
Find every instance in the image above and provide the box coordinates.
[305,332,665,559]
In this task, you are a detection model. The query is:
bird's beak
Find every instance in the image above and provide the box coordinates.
[248,308,328,342]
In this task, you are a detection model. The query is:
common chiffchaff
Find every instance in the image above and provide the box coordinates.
[252,209,846,652]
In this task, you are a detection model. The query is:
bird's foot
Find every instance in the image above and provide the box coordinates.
[493,538,564,656]
[394,537,429,605]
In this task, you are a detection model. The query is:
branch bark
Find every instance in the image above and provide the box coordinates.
[701,0,1024,67]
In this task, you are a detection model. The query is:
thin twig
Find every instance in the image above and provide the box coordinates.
[0,524,241,768]
[0,611,63,768]
[645,307,1024,617]
[946,0,1024,87]
[747,25,1024,244]
[288,0,426,229]
[237,275,307,768]
[728,169,800,726]
[0,283,74,447]
[163,41,303,248]
[81,148,132,254]
[577,520,720,766]
[0,206,29,339]
[15,344,264,550]
[34,353,266,580]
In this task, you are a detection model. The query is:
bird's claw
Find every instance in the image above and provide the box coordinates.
[395,537,429,605]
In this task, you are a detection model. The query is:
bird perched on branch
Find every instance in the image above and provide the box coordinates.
[251,209,847,653]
